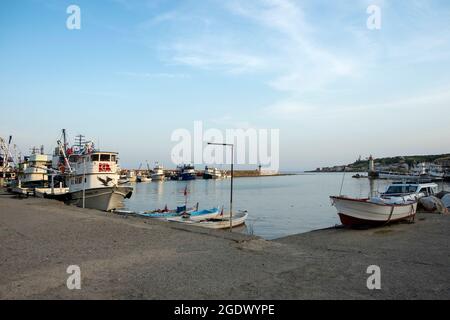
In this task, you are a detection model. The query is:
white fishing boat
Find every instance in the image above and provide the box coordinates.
[18,152,52,188]
[137,174,151,182]
[428,163,445,180]
[62,137,133,211]
[329,180,435,227]
[151,163,165,181]
[377,163,444,182]
[126,170,137,182]
[377,171,420,180]
[118,174,130,185]
[330,195,417,227]
[137,161,153,182]
[178,164,196,181]
[168,210,248,229]
[203,166,223,179]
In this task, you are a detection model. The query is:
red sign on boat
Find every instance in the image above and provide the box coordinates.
[99,163,111,172]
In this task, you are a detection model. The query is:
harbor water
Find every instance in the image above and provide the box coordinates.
[123,173,450,240]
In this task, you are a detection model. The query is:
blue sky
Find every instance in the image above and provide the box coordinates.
[1,0,450,170]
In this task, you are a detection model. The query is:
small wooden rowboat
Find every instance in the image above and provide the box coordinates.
[330,196,417,227]
[168,210,248,229]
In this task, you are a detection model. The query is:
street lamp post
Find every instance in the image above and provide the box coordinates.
[207,142,234,231]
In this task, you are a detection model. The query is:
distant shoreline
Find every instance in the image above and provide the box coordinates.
[233,172,298,178]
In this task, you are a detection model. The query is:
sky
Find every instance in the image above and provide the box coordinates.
[1,0,450,170]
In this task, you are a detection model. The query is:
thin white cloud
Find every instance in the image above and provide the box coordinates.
[148,0,450,123]
[264,100,316,119]
[168,42,268,74]
[117,71,190,79]
[265,85,450,120]
[209,115,255,130]
[226,0,359,93]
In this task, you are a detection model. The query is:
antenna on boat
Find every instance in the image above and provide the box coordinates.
[75,134,85,148]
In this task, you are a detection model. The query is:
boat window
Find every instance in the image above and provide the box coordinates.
[111,155,116,162]
[100,154,110,161]
[386,186,405,194]
[68,155,79,163]
[418,187,430,196]
[91,154,99,162]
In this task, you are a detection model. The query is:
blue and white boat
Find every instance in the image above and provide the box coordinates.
[178,164,196,181]
[167,207,220,222]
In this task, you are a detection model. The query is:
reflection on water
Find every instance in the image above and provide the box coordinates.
[123,174,450,240]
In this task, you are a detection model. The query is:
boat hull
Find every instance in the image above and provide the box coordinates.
[151,174,165,181]
[67,186,133,211]
[168,212,248,229]
[203,173,222,179]
[330,196,417,227]
[199,213,248,229]
[180,173,196,181]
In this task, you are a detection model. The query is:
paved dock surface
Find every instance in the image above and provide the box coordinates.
[0,194,449,299]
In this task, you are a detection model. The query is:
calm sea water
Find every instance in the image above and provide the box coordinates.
[123,173,450,240]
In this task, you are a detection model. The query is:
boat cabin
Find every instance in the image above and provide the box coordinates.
[66,151,120,192]
[383,182,438,197]
[68,152,118,165]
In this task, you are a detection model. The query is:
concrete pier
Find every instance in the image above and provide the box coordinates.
[0,194,449,299]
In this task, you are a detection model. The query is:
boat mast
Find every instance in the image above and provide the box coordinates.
[62,129,67,151]
[57,140,72,173]
[146,160,151,175]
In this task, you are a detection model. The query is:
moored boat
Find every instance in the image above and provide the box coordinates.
[151,163,165,181]
[137,175,151,182]
[168,210,248,229]
[178,164,196,181]
[126,170,137,182]
[167,207,221,223]
[61,137,133,211]
[203,166,223,179]
[18,152,52,188]
[330,196,417,227]
[136,204,198,219]
[118,174,130,185]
